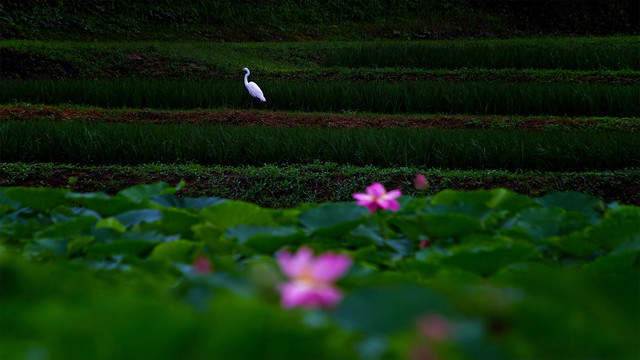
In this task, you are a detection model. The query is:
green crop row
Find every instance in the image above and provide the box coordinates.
[2,162,639,207]
[322,39,640,70]
[2,120,639,171]
[2,79,638,117]
[2,37,639,80]
[1,183,639,359]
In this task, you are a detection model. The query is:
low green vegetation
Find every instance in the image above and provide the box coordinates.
[2,120,638,170]
[2,162,639,207]
[1,183,638,359]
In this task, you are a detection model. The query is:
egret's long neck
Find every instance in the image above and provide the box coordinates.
[244,71,250,85]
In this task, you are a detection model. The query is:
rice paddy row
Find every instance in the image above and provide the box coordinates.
[2,79,638,117]
[2,120,638,171]
[2,37,638,78]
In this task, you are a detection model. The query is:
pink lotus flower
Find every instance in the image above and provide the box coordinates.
[353,182,402,214]
[276,246,352,309]
[415,174,428,190]
[417,313,454,341]
[193,254,213,274]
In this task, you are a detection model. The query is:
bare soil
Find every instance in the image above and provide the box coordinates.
[2,105,637,131]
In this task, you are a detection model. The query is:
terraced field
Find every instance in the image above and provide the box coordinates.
[1,37,639,205]
[2,4,640,358]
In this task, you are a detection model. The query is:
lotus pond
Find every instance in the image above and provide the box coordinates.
[1,182,638,359]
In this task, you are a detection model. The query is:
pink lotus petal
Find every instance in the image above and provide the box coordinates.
[353,193,374,206]
[311,285,343,307]
[279,281,343,309]
[366,182,387,197]
[354,183,402,213]
[311,253,352,282]
[365,202,379,214]
[276,246,313,278]
[352,193,370,201]
[378,198,400,211]
[386,189,402,200]
[279,281,313,308]
[277,246,351,309]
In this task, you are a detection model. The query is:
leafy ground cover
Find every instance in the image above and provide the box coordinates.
[1,163,639,207]
[1,182,638,359]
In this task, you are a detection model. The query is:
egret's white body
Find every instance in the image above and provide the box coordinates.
[242,67,266,102]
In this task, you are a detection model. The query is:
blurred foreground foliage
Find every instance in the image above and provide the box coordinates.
[0,183,638,359]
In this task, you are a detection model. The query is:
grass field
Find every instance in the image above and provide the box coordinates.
[2,79,638,117]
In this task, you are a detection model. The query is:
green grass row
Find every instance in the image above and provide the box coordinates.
[2,120,638,171]
[322,39,640,70]
[6,44,639,83]
[2,79,638,117]
[2,162,639,207]
[2,37,639,77]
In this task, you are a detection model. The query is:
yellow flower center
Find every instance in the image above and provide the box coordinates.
[298,267,315,283]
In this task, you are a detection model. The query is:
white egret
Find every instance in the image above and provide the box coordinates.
[242,67,266,102]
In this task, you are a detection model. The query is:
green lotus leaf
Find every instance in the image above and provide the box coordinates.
[4,187,69,212]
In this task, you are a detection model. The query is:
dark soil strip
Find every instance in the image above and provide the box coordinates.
[2,163,638,207]
[2,105,638,132]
